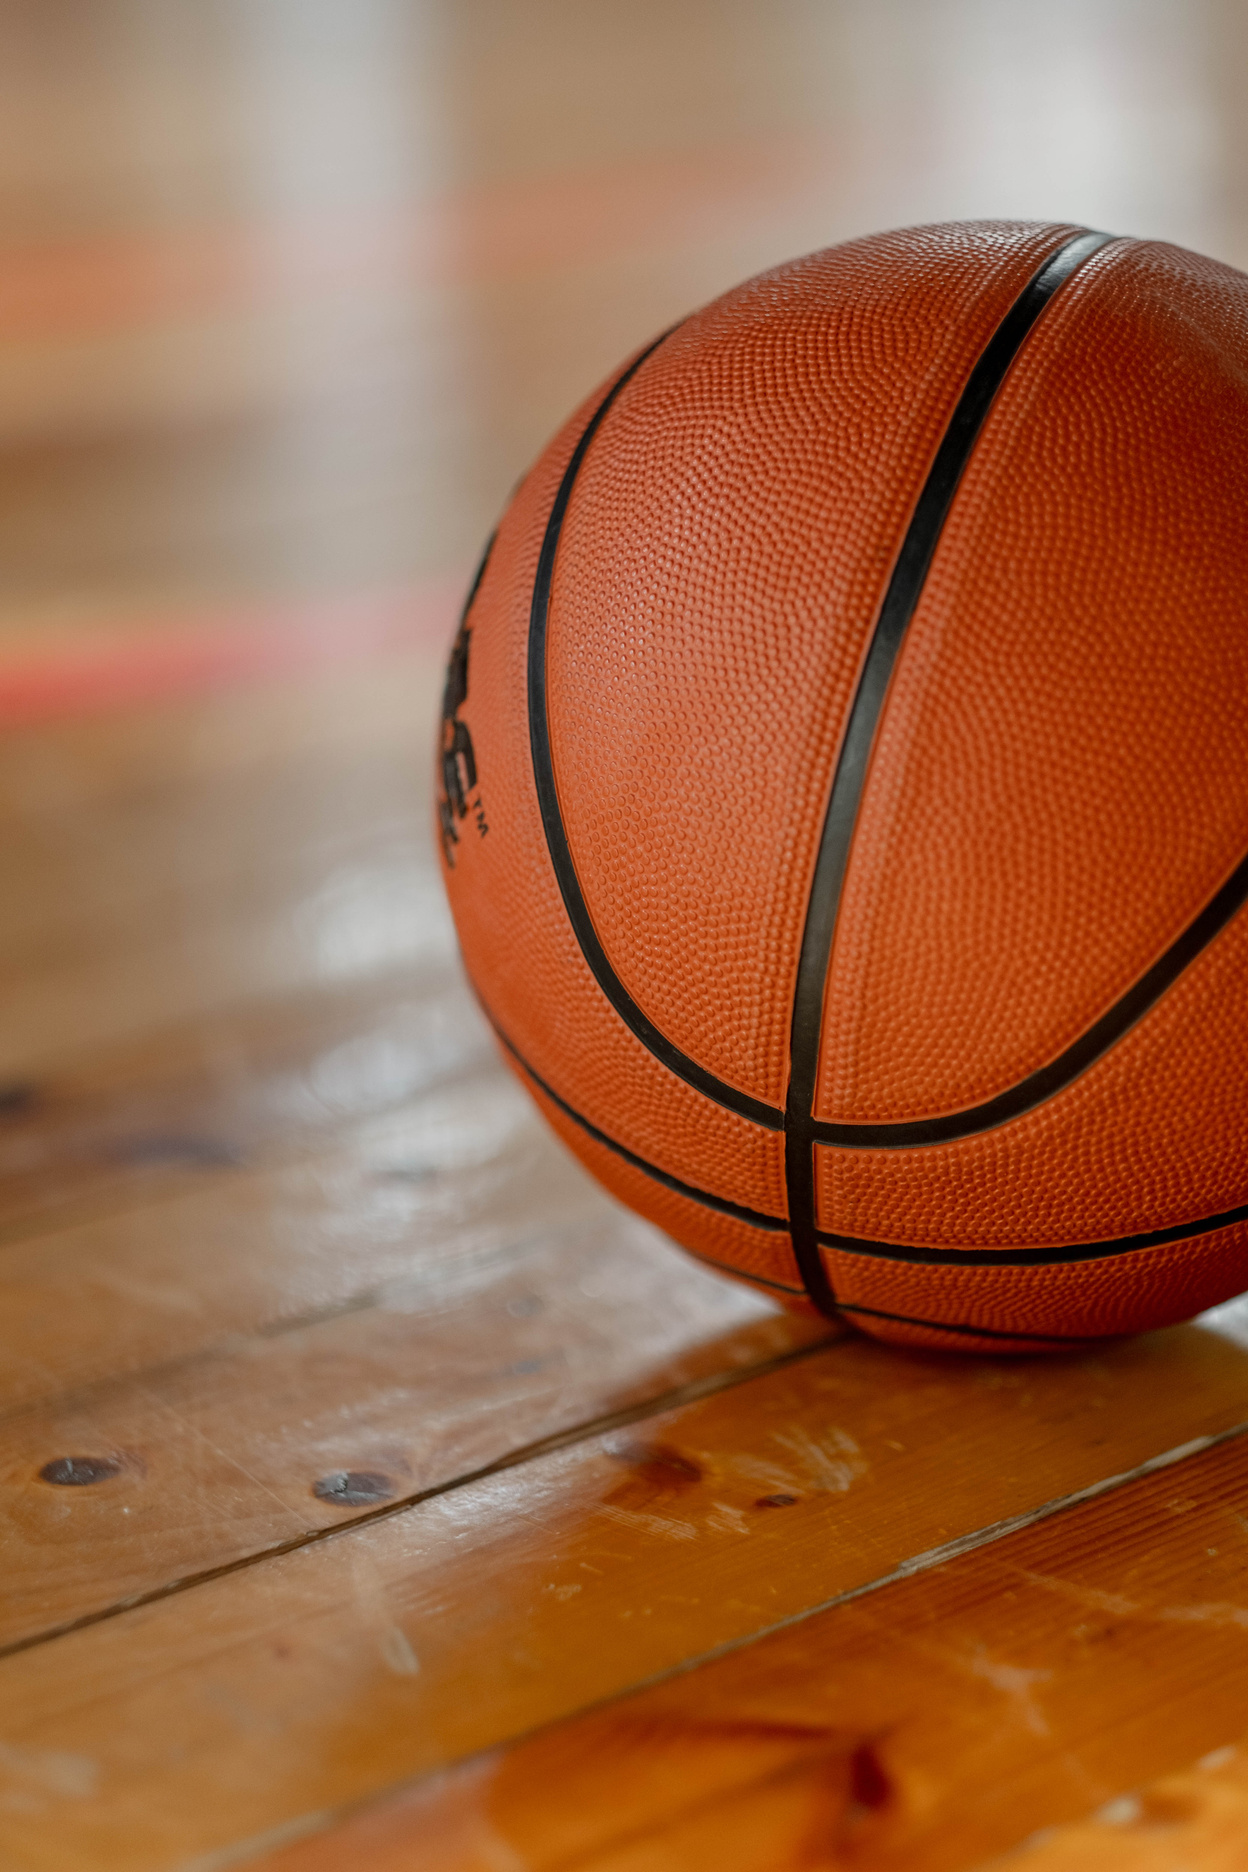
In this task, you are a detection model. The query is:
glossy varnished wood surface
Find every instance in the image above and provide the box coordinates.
[252,1427,1248,1872]
[981,1743,1248,1871]
[5,1307,1248,1865]
[3,5,1248,1868]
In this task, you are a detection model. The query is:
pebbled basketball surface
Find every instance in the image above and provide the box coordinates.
[438,219,1248,1352]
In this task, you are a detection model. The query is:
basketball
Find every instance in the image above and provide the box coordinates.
[437,219,1248,1352]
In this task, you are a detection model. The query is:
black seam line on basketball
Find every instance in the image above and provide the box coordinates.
[835,1301,1102,1343]
[481,1002,789,1233]
[472,974,1248,1272]
[527,331,785,1136]
[810,847,1248,1147]
[783,227,1115,1320]
[818,1196,1248,1265]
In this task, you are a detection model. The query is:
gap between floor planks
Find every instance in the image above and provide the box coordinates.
[0,1056,826,1650]
[0,1290,830,1658]
[245,1428,1248,1872]
[2,1310,1248,1869]
[0,1053,553,1418]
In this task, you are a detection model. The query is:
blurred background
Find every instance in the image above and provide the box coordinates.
[1,0,1246,1088]
[2,0,1244,652]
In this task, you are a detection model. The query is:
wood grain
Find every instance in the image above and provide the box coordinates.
[0,1050,528,1416]
[0,1177,823,1651]
[2,1317,1247,1868]
[0,658,451,1081]
[981,1741,1248,1871]
[0,967,474,1244]
[0,656,462,1242]
[252,1430,1248,1872]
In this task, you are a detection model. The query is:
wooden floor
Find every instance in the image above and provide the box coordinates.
[4,4,1248,1867]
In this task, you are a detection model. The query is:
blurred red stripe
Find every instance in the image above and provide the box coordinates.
[0,577,464,725]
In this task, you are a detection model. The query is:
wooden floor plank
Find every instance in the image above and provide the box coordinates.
[0,787,449,1083]
[249,1430,1248,1872]
[0,966,483,1245]
[0,1193,820,1652]
[1,1317,1246,1868]
[0,719,426,966]
[0,657,449,1082]
[0,657,501,1243]
[0,1055,539,1417]
[980,1738,1248,1871]
[0,1055,825,1653]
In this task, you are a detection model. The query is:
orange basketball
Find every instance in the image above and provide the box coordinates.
[437,220,1248,1352]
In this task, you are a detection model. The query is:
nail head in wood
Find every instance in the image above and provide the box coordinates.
[40,1456,124,1486]
[313,1471,395,1506]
